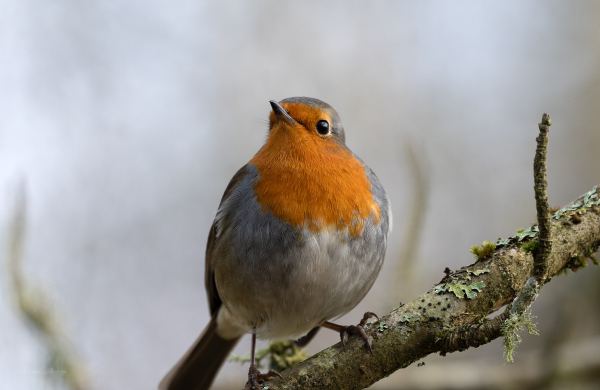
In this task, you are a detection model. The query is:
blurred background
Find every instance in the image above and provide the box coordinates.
[2,1,600,389]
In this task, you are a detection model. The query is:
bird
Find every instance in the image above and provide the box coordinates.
[159,97,391,390]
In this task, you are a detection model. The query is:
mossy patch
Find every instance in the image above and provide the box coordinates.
[560,250,600,274]
[522,240,538,253]
[230,340,309,371]
[470,241,496,259]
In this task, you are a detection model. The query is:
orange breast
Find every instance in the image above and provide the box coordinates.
[249,124,380,236]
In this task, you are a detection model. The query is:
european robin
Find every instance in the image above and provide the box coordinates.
[159,97,391,390]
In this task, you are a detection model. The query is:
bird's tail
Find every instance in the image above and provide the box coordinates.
[159,314,241,390]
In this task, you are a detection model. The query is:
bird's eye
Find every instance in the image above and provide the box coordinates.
[316,120,330,135]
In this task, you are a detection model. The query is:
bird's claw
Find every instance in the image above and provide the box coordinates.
[243,364,281,390]
[338,312,378,355]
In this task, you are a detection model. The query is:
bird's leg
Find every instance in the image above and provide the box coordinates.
[321,311,379,355]
[244,328,281,390]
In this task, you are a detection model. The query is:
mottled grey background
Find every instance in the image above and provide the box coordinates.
[1,1,600,389]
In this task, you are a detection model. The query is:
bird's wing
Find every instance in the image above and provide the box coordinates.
[363,164,392,234]
[205,164,251,315]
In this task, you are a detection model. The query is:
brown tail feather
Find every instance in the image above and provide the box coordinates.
[159,315,240,390]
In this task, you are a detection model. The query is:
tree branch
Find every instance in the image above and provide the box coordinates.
[533,113,552,281]
[262,114,600,390]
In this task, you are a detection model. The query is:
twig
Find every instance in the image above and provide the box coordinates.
[533,113,552,281]
[425,114,553,359]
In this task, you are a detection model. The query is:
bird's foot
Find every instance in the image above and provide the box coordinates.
[243,364,281,390]
[322,311,379,355]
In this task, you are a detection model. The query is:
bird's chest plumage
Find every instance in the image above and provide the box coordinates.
[249,132,381,237]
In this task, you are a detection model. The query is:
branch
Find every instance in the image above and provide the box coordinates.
[262,115,600,390]
[533,113,552,281]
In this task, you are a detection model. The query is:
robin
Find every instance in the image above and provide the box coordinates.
[159,97,391,390]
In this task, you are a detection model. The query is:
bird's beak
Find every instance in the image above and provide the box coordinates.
[269,100,295,125]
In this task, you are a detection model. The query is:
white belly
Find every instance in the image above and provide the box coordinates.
[255,229,384,340]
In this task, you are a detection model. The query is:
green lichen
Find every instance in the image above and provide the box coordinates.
[376,322,388,333]
[501,311,539,363]
[496,238,511,247]
[552,208,568,219]
[469,266,490,276]
[400,315,418,324]
[436,280,485,299]
[582,186,600,208]
[514,225,538,241]
[470,241,496,259]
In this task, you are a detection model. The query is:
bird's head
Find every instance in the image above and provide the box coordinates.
[268,97,346,146]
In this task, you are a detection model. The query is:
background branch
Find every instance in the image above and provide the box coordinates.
[5,186,91,390]
[391,141,429,303]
